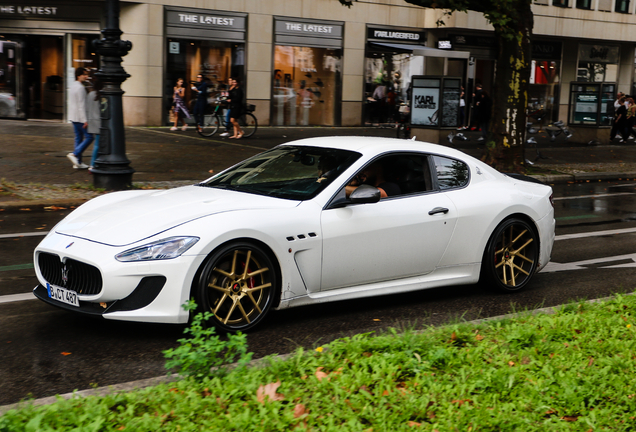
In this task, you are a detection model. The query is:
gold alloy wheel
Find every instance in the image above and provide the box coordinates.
[205,247,273,328]
[492,221,537,289]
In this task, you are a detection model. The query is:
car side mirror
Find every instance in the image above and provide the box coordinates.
[349,184,381,204]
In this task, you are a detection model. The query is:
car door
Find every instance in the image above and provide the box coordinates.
[319,154,458,291]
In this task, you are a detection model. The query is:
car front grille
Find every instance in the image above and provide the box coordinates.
[38,252,103,295]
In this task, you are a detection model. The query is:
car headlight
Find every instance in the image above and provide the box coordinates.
[115,236,200,262]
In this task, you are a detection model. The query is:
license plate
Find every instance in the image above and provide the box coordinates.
[47,283,79,307]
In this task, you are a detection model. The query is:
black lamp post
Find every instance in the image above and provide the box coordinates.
[91,0,134,190]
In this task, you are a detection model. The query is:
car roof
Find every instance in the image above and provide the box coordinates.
[283,136,472,160]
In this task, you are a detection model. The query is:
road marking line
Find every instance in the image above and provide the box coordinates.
[0,263,33,272]
[131,127,264,150]
[555,227,636,241]
[543,252,636,273]
[553,192,634,201]
[0,232,48,239]
[0,293,34,304]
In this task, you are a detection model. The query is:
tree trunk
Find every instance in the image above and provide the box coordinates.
[483,0,533,173]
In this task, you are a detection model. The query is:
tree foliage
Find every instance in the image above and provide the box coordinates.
[339,0,534,173]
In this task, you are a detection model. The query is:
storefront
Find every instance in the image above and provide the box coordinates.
[528,40,562,128]
[0,1,101,120]
[569,43,619,126]
[164,7,247,125]
[364,26,427,124]
[272,17,343,126]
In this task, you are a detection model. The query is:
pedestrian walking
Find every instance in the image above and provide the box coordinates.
[610,96,628,143]
[66,67,92,169]
[170,78,191,131]
[191,74,208,133]
[458,86,467,130]
[626,97,636,140]
[474,84,492,141]
[87,78,103,170]
[227,77,244,139]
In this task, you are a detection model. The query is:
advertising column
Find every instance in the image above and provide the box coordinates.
[272,17,343,126]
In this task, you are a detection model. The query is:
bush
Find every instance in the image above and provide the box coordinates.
[163,300,252,380]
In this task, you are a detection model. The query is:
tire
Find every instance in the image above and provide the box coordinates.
[194,241,277,332]
[197,114,221,137]
[239,112,258,138]
[482,218,539,292]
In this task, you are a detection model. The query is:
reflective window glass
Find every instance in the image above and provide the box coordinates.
[433,156,469,190]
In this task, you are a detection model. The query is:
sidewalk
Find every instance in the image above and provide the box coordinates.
[2,119,636,209]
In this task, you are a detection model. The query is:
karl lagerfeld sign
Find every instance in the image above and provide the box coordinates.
[367,27,426,43]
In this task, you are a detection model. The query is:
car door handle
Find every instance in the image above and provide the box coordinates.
[428,207,449,216]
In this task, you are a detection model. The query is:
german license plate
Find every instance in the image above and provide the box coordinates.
[47,283,79,307]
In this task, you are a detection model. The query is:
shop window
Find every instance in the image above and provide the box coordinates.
[553,0,569,6]
[615,0,631,12]
[569,83,615,126]
[165,39,244,124]
[577,63,618,82]
[71,35,100,74]
[576,0,592,7]
[528,60,560,127]
[364,49,423,125]
[272,45,342,126]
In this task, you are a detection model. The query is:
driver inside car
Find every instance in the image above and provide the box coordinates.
[345,161,401,198]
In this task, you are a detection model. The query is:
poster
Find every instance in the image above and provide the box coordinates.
[441,87,460,127]
[411,87,439,126]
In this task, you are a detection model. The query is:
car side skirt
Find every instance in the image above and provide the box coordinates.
[276,263,480,309]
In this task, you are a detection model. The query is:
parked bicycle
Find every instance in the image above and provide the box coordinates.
[197,97,258,138]
[396,103,411,139]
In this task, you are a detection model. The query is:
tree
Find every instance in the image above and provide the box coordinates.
[339,0,533,173]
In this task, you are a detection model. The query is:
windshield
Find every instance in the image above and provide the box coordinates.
[199,146,361,200]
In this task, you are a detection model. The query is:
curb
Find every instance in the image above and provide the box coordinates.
[1,292,631,416]
[530,171,636,184]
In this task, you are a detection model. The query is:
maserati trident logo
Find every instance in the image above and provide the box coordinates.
[61,263,69,287]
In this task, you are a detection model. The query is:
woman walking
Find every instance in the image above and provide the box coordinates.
[227,77,244,139]
[171,78,191,131]
[86,78,103,171]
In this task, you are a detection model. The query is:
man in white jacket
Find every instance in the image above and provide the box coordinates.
[66,67,92,169]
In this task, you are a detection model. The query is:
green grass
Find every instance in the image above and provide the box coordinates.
[3,294,636,431]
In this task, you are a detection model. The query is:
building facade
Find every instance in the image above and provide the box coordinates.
[1,0,635,141]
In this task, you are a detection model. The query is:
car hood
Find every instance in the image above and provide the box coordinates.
[55,185,299,246]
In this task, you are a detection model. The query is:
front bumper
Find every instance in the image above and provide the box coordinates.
[33,275,167,317]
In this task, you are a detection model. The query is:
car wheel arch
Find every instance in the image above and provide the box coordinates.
[479,213,541,290]
[189,237,283,310]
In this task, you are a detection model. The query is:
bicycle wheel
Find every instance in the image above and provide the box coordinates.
[239,113,258,138]
[198,114,221,137]
[397,122,410,139]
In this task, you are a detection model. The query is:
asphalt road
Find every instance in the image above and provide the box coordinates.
[3,180,636,406]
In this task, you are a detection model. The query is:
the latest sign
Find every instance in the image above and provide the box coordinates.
[284,22,335,34]
[0,5,58,15]
[177,14,235,26]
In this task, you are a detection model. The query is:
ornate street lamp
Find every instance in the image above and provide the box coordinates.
[91,0,134,190]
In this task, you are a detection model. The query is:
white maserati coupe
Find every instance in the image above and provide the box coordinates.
[33,137,555,331]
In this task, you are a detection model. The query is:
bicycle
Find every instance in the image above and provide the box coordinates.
[396,103,411,139]
[197,97,258,138]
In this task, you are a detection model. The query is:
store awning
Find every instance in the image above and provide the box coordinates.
[370,42,470,59]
